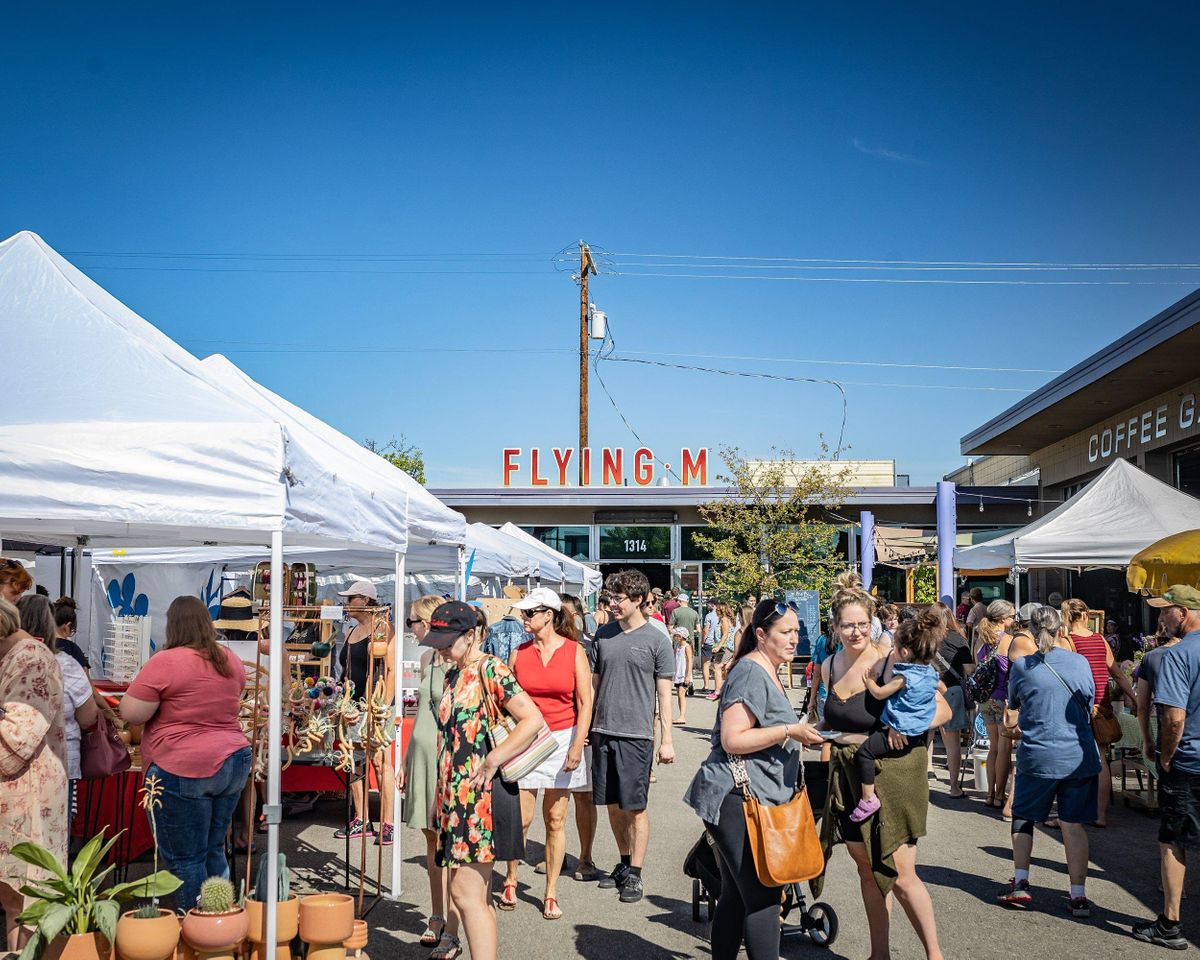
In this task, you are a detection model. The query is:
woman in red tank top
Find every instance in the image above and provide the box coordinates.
[499,588,594,921]
[1063,599,1137,826]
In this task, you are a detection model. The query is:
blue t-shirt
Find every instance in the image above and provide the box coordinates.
[1008,648,1101,780]
[811,635,831,698]
[879,662,939,736]
[1153,630,1200,775]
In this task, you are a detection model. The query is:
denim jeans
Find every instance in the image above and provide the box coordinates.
[147,747,252,911]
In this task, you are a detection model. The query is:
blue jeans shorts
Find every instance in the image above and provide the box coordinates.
[1012,773,1097,825]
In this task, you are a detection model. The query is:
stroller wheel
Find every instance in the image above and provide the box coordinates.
[806,901,838,947]
[692,878,702,922]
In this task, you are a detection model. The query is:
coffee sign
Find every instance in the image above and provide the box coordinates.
[501,447,709,487]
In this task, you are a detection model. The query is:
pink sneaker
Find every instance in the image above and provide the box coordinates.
[849,795,881,823]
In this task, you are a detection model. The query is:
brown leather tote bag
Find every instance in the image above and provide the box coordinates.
[729,753,824,887]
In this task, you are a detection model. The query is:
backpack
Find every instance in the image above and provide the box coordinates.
[966,651,1000,703]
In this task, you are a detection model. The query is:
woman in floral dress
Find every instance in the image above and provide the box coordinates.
[421,600,544,960]
[0,597,67,951]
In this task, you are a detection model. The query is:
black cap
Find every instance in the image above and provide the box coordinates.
[421,600,478,649]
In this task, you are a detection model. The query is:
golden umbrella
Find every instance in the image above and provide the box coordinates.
[1127,529,1200,594]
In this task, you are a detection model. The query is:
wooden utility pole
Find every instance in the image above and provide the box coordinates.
[578,241,597,485]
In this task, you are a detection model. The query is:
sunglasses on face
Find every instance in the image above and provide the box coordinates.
[520,607,550,619]
[405,618,426,628]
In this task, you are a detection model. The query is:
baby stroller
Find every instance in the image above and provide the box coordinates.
[684,760,839,947]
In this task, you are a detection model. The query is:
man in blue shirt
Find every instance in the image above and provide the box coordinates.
[1134,585,1200,950]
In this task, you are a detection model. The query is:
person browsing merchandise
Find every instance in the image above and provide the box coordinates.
[591,569,675,904]
[1133,586,1200,950]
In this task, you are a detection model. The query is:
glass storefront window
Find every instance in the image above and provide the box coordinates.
[680,526,715,562]
[519,525,591,562]
[598,525,671,561]
[1176,445,1200,499]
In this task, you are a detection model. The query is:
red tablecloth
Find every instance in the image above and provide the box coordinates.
[72,770,154,864]
[280,717,414,793]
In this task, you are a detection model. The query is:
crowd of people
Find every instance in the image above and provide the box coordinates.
[5,552,1200,959]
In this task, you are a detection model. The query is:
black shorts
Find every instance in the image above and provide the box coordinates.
[591,733,654,811]
[1159,766,1200,850]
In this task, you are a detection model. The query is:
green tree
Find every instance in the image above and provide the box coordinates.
[695,444,851,605]
[362,436,426,484]
[912,564,938,604]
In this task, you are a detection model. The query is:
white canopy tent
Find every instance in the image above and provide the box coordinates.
[954,458,1200,572]
[200,355,466,550]
[499,522,604,597]
[0,231,411,931]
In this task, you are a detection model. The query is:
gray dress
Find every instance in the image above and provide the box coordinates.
[403,655,447,831]
[684,657,801,824]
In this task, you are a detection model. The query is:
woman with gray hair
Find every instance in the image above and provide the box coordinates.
[997,605,1100,917]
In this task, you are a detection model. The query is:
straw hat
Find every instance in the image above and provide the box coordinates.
[211,587,255,632]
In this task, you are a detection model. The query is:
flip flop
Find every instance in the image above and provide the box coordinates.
[574,860,598,882]
[542,897,562,920]
[497,881,518,911]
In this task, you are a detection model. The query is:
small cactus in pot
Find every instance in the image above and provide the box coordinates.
[181,878,247,960]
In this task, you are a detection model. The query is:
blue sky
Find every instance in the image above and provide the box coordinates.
[4,3,1199,486]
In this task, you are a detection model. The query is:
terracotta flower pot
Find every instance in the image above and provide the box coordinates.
[244,896,299,960]
[342,920,367,953]
[369,640,388,659]
[298,894,354,960]
[180,908,248,960]
[44,932,111,960]
[259,635,272,655]
[115,909,181,960]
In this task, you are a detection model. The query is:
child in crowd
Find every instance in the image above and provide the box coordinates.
[671,626,694,725]
[849,609,946,822]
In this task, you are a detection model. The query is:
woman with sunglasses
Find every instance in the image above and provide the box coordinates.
[685,599,825,960]
[812,572,950,960]
[499,588,594,919]
[401,594,462,960]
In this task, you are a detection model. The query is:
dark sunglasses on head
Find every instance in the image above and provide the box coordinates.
[519,607,550,618]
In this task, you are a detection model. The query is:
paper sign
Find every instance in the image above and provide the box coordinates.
[320,605,344,621]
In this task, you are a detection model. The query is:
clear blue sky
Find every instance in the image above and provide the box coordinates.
[4,4,1199,486]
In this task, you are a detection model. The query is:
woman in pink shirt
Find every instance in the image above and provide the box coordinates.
[121,597,251,910]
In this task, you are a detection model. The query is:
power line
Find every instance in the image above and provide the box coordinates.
[603,271,1197,286]
[603,251,1200,269]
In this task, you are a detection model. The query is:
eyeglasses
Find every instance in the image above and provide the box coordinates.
[404,618,426,628]
[841,623,872,634]
[519,607,550,619]
[609,594,630,605]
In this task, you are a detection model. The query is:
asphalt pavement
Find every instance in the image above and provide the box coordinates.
[275,690,1197,958]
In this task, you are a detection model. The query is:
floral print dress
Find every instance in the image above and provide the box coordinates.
[0,637,67,886]
[434,655,522,867]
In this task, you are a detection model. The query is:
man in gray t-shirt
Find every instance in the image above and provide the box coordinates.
[591,569,675,904]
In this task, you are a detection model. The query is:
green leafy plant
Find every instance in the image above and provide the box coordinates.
[249,853,290,903]
[196,877,236,915]
[14,832,180,960]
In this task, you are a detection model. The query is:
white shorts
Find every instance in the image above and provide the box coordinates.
[518,726,591,792]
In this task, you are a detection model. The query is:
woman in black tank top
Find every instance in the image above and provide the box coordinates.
[814,582,951,960]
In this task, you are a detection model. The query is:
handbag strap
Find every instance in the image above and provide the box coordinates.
[1041,657,1092,721]
[727,752,753,800]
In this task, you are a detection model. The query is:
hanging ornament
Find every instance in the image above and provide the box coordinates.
[311,640,332,659]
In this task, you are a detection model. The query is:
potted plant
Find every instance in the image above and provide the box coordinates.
[115,775,181,960]
[244,855,298,960]
[180,878,248,960]
[13,832,180,960]
[297,893,354,960]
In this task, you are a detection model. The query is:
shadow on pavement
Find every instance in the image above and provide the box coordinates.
[573,923,693,959]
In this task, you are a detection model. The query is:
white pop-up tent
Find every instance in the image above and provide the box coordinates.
[0,231,412,932]
[499,522,604,596]
[954,458,1200,571]
[0,232,409,552]
[200,355,466,550]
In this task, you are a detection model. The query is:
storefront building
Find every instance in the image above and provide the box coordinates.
[433,452,1031,598]
[958,286,1200,616]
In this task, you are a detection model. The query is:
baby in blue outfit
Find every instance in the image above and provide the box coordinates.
[849,610,945,823]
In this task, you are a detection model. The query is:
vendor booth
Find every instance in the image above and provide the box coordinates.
[498,522,603,597]
[0,231,418,940]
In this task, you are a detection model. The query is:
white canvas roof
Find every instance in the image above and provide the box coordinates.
[0,231,407,552]
[954,458,1200,570]
[200,355,465,548]
[499,522,604,596]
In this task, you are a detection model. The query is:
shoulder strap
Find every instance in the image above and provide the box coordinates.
[1041,657,1092,719]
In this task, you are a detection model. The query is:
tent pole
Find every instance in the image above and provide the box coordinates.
[389,548,406,899]
[456,545,467,601]
[265,531,283,952]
